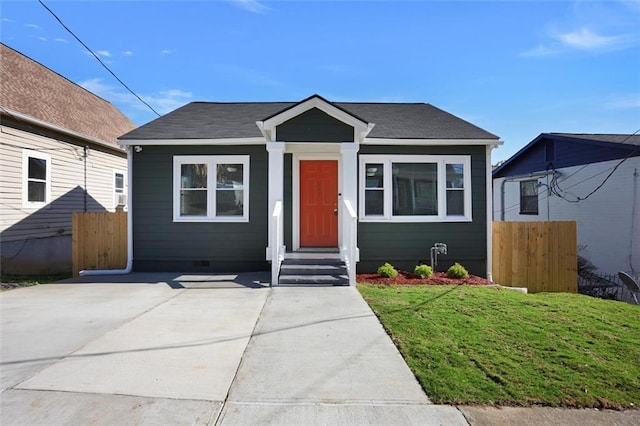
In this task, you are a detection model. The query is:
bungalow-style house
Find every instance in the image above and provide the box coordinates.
[493,133,640,276]
[118,95,501,285]
[0,43,136,274]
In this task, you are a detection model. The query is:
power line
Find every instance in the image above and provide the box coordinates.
[497,132,640,215]
[38,0,161,117]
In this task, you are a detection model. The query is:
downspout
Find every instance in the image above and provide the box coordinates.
[486,145,494,282]
[79,145,133,276]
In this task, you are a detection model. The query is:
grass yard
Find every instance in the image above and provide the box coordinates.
[358,284,640,409]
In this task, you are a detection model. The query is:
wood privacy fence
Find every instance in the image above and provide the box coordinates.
[72,212,127,277]
[492,221,577,293]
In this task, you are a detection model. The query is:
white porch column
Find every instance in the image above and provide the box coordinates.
[340,143,359,206]
[266,141,285,260]
[340,143,359,264]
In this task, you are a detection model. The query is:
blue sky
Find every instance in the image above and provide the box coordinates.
[2,0,639,162]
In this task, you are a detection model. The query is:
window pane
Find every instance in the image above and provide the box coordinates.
[392,163,437,215]
[180,190,207,216]
[365,163,384,188]
[28,181,45,202]
[446,163,464,189]
[521,180,537,196]
[181,164,207,189]
[217,164,243,188]
[446,191,464,216]
[216,189,243,216]
[115,173,124,192]
[28,157,47,180]
[365,190,384,215]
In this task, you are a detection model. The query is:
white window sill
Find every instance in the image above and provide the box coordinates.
[359,216,472,223]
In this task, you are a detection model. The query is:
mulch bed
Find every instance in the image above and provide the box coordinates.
[357,270,492,286]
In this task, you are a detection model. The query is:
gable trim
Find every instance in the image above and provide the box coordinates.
[257,95,373,142]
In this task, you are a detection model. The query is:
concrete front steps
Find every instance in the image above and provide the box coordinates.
[278,252,349,286]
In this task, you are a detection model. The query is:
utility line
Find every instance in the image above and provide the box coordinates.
[38,0,161,117]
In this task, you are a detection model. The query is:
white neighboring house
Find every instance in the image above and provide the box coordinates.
[493,133,640,277]
[0,43,136,274]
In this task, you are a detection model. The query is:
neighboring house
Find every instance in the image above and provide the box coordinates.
[119,94,501,284]
[0,43,136,274]
[493,133,640,276]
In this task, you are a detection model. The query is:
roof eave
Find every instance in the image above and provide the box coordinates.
[1,107,126,155]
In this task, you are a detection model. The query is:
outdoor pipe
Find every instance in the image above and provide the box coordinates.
[79,146,133,276]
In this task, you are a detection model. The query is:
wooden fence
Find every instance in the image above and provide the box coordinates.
[72,212,127,277]
[492,221,577,293]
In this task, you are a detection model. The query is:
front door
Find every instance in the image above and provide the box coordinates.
[300,160,338,247]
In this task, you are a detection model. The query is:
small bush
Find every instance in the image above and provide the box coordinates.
[377,262,398,278]
[414,264,433,278]
[446,262,469,279]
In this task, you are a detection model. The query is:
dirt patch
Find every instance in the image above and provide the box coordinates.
[357,270,492,286]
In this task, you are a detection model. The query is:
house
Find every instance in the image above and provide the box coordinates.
[118,94,501,285]
[493,133,640,276]
[0,43,136,274]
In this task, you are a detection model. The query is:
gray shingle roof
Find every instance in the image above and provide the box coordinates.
[120,100,499,141]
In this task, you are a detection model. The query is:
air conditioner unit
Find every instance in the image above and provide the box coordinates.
[116,193,127,206]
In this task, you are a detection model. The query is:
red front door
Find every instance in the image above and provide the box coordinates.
[300,160,338,247]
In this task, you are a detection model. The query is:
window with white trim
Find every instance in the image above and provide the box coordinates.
[23,150,51,207]
[173,155,249,222]
[359,155,472,222]
[114,170,126,209]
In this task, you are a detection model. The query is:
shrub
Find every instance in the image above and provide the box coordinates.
[414,264,433,278]
[377,262,398,278]
[446,262,469,279]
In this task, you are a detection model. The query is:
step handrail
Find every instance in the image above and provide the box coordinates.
[271,200,283,286]
[341,199,358,286]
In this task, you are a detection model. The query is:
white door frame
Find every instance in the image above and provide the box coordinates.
[292,152,342,251]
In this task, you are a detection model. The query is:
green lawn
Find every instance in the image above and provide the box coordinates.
[358,284,640,408]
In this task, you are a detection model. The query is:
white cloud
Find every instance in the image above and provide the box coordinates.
[229,0,270,13]
[26,23,40,29]
[554,27,627,50]
[79,78,193,115]
[123,51,134,56]
[54,38,67,43]
[96,50,111,58]
[37,37,47,42]
[3,18,16,23]
[161,49,174,55]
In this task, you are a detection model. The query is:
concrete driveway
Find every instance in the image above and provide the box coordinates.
[0,272,465,425]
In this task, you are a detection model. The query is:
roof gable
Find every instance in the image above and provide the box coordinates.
[493,133,640,178]
[0,43,135,145]
[258,94,371,142]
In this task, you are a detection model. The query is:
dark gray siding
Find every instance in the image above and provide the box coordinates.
[132,145,268,272]
[284,154,293,249]
[276,108,354,142]
[357,145,488,277]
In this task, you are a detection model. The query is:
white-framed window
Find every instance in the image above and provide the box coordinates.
[173,155,249,222]
[359,155,472,222]
[22,150,51,208]
[113,170,126,209]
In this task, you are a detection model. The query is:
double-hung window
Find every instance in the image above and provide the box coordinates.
[173,155,249,222]
[519,180,538,215]
[359,155,472,222]
[22,150,51,207]
[114,170,126,209]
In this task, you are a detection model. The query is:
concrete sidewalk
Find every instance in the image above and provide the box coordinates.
[2,274,639,425]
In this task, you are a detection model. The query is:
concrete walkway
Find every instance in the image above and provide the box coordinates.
[2,273,639,425]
